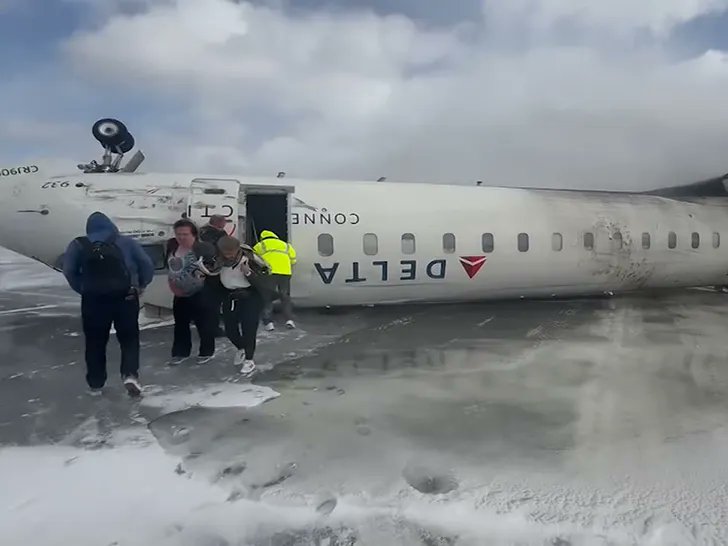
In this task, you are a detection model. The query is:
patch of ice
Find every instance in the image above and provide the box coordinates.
[140,382,280,413]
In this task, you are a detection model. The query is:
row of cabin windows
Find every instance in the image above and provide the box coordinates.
[316,231,722,257]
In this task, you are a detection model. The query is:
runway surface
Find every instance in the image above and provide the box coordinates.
[1,248,728,545]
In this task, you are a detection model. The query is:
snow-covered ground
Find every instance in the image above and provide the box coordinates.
[1,431,580,546]
[2,246,728,545]
[2,400,723,545]
[0,246,66,291]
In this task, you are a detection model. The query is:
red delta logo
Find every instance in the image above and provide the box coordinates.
[459,256,487,279]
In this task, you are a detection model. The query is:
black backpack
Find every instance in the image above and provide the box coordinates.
[75,236,132,295]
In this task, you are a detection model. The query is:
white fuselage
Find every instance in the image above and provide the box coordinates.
[1,165,727,309]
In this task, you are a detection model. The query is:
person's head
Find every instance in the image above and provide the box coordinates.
[217,235,241,260]
[208,215,227,230]
[85,211,118,238]
[173,219,198,248]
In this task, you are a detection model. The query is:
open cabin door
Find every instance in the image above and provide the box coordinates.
[187,178,241,237]
[240,183,295,247]
[239,183,307,303]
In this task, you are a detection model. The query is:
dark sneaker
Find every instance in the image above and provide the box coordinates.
[123,376,142,397]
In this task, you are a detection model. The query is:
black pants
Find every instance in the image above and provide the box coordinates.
[261,274,293,324]
[204,275,226,336]
[172,290,217,358]
[81,292,140,389]
[223,289,262,360]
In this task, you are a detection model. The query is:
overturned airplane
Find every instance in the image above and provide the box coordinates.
[1,118,727,314]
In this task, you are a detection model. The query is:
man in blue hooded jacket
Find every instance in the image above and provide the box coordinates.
[62,211,154,397]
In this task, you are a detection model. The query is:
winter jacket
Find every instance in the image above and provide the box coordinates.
[62,212,154,295]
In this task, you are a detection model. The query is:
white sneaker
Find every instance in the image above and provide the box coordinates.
[197,354,214,364]
[264,322,275,331]
[233,349,245,366]
[88,387,103,397]
[285,320,296,329]
[169,356,187,366]
[240,359,256,376]
[123,376,142,397]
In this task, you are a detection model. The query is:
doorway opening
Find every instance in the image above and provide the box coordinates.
[244,192,290,246]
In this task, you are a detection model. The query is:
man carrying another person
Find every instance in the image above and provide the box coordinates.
[253,229,297,330]
[62,211,154,397]
[198,214,228,338]
[215,235,271,376]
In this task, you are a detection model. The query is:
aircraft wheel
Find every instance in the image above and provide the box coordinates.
[114,133,135,154]
[92,118,129,148]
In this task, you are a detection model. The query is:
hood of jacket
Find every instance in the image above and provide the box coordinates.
[85,212,119,243]
[260,229,278,240]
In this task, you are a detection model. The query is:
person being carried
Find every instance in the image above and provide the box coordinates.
[198,214,228,338]
[199,214,228,246]
[216,235,271,376]
[252,229,297,331]
[165,219,219,365]
[62,211,154,397]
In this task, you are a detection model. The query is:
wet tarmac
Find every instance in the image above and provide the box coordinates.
[2,249,728,545]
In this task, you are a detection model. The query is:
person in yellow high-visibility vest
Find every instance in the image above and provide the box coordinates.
[253,229,297,330]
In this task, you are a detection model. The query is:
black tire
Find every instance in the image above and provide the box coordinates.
[92,118,129,147]
[114,133,135,154]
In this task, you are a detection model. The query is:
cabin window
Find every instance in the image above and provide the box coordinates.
[691,232,700,249]
[713,232,720,248]
[552,233,562,251]
[142,244,166,270]
[482,233,494,253]
[442,233,456,253]
[668,231,677,249]
[318,233,334,257]
[584,232,594,250]
[612,231,622,249]
[401,233,416,254]
[642,232,650,249]
[363,233,378,256]
[517,232,529,252]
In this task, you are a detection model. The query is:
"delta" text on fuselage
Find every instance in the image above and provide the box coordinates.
[314,259,447,284]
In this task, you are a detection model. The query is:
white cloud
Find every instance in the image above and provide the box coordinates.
[6,0,728,190]
[0,120,86,143]
[482,0,728,36]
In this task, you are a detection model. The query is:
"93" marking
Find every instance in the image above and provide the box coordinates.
[0,165,39,177]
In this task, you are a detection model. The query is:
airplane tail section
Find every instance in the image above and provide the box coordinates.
[642,172,728,198]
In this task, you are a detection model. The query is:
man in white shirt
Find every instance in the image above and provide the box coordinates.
[216,235,271,375]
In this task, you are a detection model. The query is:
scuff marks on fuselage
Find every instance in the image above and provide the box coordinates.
[83,182,187,214]
[584,216,655,290]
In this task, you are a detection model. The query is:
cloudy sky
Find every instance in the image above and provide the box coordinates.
[1,0,727,190]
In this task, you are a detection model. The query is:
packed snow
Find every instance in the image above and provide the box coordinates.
[0,425,717,546]
[0,247,66,291]
[140,382,280,413]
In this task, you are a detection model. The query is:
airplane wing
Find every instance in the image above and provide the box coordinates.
[641,172,728,198]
